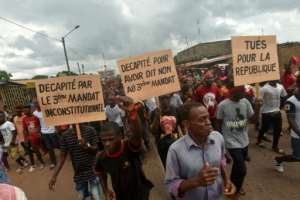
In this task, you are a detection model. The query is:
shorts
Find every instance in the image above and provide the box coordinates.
[75,177,103,200]
[41,134,59,149]
[291,137,300,160]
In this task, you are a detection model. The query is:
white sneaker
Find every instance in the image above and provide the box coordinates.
[275,162,284,173]
[23,162,29,168]
[49,164,56,170]
[16,168,23,174]
[28,166,35,173]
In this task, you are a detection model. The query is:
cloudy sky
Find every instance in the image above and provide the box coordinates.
[0,0,299,79]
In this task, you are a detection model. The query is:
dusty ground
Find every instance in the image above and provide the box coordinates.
[7,117,300,200]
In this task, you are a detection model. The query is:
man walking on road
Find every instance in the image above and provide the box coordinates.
[257,80,287,153]
[49,124,103,200]
[33,103,58,169]
[216,86,254,199]
[165,102,235,200]
[275,75,300,172]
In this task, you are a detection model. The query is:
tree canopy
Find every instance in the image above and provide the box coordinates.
[0,70,12,81]
[32,75,49,80]
[56,71,77,77]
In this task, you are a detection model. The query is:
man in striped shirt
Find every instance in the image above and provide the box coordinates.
[49,124,103,200]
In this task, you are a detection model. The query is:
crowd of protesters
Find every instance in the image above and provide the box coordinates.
[0,62,300,200]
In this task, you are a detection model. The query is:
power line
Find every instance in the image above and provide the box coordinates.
[0,16,106,57]
[0,16,60,42]
[0,16,107,71]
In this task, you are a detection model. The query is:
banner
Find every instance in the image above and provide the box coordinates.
[231,35,280,86]
[35,75,106,126]
[117,49,180,100]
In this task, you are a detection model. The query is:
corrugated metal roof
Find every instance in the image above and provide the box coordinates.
[0,80,24,86]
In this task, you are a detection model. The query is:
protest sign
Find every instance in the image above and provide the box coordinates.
[231,35,280,86]
[35,75,106,127]
[117,49,181,100]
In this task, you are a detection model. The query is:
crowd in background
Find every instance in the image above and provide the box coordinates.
[0,61,300,200]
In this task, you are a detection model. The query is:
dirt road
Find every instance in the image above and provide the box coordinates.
[8,125,300,200]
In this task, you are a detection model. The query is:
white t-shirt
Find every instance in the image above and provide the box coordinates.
[170,93,183,108]
[105,105,125,127]
[260,83,287,113]
[145,97,157,113]
[0,121,15,147]
[33,111,56,134]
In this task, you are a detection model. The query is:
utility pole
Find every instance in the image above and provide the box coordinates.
[62,37,70,72]
[61,25,80,73]
[82,64,85,74]
[77,62,81,74]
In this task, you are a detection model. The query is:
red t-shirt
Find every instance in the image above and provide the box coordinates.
[282,73,296,90]
[196,85,220,119]
[22,115,41,141]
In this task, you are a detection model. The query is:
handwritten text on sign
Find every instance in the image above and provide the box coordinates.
[231,35,280,86]
[117,49,180,100]
[35,75,106,126]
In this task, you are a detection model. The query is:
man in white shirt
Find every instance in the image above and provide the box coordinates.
[275,75,300,172]
[170,93,183,108]
[145,97,157,114]
[33,103,58,169]
[257,80,287,153]
[0,111,16,170]
[105,97,125,132]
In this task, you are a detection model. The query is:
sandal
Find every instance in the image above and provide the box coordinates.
[238,188,246,196]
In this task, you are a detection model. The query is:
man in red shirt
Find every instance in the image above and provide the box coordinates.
[196,72,220,127]
[282,64,296,96]
[22,105,45,172]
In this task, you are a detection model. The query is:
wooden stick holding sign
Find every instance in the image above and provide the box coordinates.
[75,124,82,140]
[155,96,160,109]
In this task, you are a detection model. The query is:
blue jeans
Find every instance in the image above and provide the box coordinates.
[75,177,103,200]
[0,168,10,184]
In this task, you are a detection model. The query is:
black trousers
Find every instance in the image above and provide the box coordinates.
[228,147,248,192]
[258,111,282,149]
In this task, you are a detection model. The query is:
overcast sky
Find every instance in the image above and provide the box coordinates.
[0,0,299,79]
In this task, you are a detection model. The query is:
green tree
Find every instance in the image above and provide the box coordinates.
[0,70,12,81]
[56,71,77,77]
[32,75,48,80]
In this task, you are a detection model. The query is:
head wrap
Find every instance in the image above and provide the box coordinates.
[160,116,176,134]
